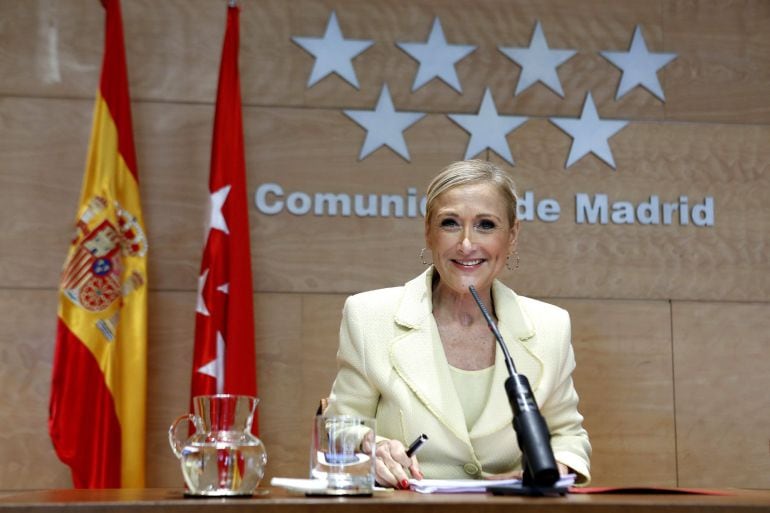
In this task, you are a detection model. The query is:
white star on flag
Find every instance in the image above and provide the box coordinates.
[209,184,231,235]
[550,92,629,169]
[498,20,577,98]
[448,88,528,165]
[196,268,210,316]
[344,84,426,161]
[396,17,476,93]
[292,11,374,89]
[197,331,225,394]
[600,25,677,101]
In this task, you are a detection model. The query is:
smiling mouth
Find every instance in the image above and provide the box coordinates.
[452,259,484,267]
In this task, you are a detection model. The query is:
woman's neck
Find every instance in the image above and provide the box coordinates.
[431,281,494,327]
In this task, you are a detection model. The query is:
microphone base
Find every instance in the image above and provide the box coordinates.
[487,483,570,497]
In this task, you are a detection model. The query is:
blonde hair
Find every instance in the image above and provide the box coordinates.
[425,160,519,226]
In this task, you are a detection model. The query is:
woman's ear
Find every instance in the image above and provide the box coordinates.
[509,219,520,252]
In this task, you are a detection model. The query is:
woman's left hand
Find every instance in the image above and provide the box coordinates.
[362,436,424,489]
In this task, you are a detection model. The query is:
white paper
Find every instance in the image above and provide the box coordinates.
[270,477,393,495]
[408,474,576,494]
[270,477,329,493]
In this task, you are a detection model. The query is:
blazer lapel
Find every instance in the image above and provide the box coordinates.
[390,269,471,446]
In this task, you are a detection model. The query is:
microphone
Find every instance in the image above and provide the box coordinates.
[469,285,559,488]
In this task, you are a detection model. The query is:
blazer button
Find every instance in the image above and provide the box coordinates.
[463,463,479,476]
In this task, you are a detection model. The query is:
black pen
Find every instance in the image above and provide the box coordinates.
[405,433,429,458]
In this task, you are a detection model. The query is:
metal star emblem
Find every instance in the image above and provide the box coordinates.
[498,20,577,97]
[344,84,426,161]
[396,17,476,93]
[600,25,677,101]
[550,92,629,169]
[448,88,528,165]
[292,11,374,89]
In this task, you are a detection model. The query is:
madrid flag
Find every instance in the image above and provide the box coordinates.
[49,0,147,488]
[190,2,257,425]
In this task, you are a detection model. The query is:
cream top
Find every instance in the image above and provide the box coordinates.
[448,364,495,430]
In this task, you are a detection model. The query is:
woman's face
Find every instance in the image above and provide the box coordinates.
[425,182,518,296]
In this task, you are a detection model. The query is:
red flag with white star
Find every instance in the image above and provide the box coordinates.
[190,2,257,428]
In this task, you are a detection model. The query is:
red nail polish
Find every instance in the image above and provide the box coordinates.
[400,479,409,490]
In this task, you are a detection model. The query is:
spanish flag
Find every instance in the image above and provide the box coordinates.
[49,0,147,488]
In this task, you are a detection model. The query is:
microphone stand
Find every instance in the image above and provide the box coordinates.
[469,286,566,496]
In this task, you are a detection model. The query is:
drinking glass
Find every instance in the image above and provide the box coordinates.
[309,415,375,495]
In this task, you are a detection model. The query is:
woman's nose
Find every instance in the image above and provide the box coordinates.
[460,227,474,251]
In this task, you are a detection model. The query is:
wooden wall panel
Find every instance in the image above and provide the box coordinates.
[3,1,770,124]
[251,292,305,484]
[0,289,71,489]
[0,97,90,289]
[552,298,677,487]
[3,95,769,300]
[672,301,770,489]
[246,113,770,300]
[144,290,197,488]
[665,0,770,124]
[0,0,103,99]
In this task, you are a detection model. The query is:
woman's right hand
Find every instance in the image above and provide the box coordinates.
[372,439,424,489]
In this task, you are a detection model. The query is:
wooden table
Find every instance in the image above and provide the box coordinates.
[2,487,770,513]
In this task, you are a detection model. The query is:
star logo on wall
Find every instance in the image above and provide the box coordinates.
[448,88,528,165]
[292,11,374,89]
[396,17,476,93]
[344,84,426,161]
[498,20,577,98]
[550,92,629,169]
[600,25,677,101]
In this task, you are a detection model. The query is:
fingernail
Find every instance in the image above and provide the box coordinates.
[400,479,409,490]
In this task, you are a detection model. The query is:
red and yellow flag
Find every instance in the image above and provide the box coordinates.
[190,2,258,427]
[49,0,147,488]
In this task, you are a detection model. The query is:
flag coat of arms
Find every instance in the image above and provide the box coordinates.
[49,0,147,488]
[190,2,258,421]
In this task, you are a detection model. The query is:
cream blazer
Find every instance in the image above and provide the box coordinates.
[327,267,591,484]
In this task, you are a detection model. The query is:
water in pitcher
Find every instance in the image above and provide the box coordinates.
[181,441,267,496]
[169,395,268,497]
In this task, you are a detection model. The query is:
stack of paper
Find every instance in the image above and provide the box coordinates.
[408,474,576,494]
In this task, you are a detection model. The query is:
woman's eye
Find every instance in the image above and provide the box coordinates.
[477,220,496,230]
[440,218,459,228]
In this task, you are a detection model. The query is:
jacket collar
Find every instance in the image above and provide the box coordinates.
[394,267,536,341]
[391,267,544,441]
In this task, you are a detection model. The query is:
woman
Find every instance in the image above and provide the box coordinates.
[325,160,591,489]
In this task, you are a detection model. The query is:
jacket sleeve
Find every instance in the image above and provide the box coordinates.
[326,296,381,419]
[539,310,592,485]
